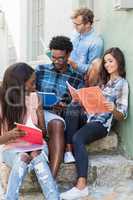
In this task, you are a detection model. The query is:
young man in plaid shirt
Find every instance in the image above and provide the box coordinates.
[36,36,83,178]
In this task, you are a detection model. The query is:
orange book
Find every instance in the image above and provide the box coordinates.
[66,81,109,114]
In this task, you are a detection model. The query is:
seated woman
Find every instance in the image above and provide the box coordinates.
[64,58,102,163]
[61,47,129,200]
[0,63,59,200]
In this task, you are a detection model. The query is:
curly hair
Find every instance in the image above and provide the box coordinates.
[49,36,73,54]
[71,8,94,24]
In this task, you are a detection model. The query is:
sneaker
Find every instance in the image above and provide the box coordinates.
[64,152,75,164]
[60,186,88,200]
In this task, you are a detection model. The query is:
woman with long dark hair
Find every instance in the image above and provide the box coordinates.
[0,62,59,200]
[61,47,129,200]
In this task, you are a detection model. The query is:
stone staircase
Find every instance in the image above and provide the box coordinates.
[58,154,133,188]
[1,131,133,199]
[57,131,133,200]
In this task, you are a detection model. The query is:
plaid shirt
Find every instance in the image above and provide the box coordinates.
[87,77,129,132]
[35,63,83,108]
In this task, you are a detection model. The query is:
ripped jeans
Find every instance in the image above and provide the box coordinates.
[2,145,59,200]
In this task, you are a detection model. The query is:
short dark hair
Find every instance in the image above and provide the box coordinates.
[49,36,73,54]
[71,8,94,24]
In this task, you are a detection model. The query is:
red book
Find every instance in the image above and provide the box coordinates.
[15,123,43,144]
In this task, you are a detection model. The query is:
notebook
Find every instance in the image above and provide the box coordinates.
[37,92,60,106]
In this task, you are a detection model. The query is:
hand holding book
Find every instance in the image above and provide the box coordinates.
[66,81,109,114]
[103,101,115,113]
[7,127,26,140]
[3,122,45,153]
[15,123,43,145]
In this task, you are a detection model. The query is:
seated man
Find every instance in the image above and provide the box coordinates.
[68,8,103,74]
[35,36,83,177]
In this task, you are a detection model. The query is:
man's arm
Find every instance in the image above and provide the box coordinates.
[68,37,103,74]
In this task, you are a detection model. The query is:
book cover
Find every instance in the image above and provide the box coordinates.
[66,81,109,114]
[77,87,109,113]
[15,122,43,144]
[37,92,60,106]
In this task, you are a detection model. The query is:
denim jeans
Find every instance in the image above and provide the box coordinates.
[2,145,59,200]
[65,103,108,178]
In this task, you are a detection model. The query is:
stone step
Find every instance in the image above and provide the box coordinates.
[0,155,133,200]
[58,154,133,189]
[1,180,133,200]
[60,180,133,200]
[21,132,118,192]
[18,181,133,200]
[0,131,118,192]
[87,131,118,153]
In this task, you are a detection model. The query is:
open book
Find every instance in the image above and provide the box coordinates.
[15,122,43,145]
[66,81,109,114]
[37,92,60,106]
[3,119,45,153]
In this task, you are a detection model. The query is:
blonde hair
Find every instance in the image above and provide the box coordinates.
[71,8,94,24]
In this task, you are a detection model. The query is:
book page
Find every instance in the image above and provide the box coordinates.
[66,81,79,101]
[3,141,45,153]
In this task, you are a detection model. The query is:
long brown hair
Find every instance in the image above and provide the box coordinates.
[99,47,126,85]
[0,62,34,131]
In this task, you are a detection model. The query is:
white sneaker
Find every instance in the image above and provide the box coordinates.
[64,152,75,163]
[60,186,89,200]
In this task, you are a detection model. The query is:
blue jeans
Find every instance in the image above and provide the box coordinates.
[65,103,108,178]
[2,145,59,200]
